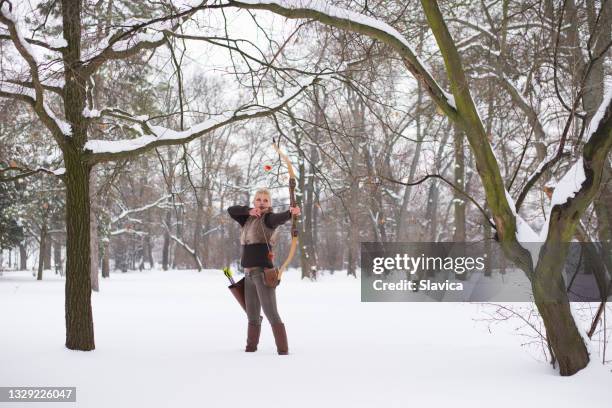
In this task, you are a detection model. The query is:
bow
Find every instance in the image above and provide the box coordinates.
[272,140,298,280]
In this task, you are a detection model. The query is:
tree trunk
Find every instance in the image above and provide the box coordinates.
[18,242,27,270]
[42,230,52,270]
[453,124,466,243]
[425,179,439,241]
[532,242,589,375]
[483,211,492,277]
[297,137,317,279]
[194,199,204,270]
[64,155,95,350]
[534,299,589,376]
[144,232,154,269]
[54,239,63,275]
[90,184,99,292]
[37,210,49,280]
[162,210,171,270]
[36,231,45,280]
[101,240,110,278]
[585,0,611,281]
[396,29,426,241]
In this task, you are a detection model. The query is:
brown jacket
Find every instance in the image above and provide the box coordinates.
[227,205,291,268]
[240,208,279,246]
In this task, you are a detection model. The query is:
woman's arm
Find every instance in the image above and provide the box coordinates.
[264,210,291,229]
[227,205,251,226]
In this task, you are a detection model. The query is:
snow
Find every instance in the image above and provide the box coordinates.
[110,228,147,237]
[548,158,586,208]
[538,158,586,241]
[505,189,541,267]
[506,157,586,269]
[0,268,610,408]
[0,82,35,99]
[0,2,39,63]
[85,82,312,155]
[0,2,72,137]
[47,37,68,49]
[85,119,219,154]
[82,108,101,118]
[0,83,72,136]
[528,149,555,181]
[443,91,456,109]
[111,31,164,52]
[503,73,533,112]
[585,83,612,142]
[470,72,497,80]
[82,18,174,61]
[111,195,170,224]
[43,104,72,136]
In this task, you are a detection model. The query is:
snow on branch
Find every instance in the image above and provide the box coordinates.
[110,228,148,237]
[0,33,65,52]
[83,27,168,74]
[539,158,587,239]
[585,84,612,143]
[0,1,71,138]
[0,81,72,136]
[82,3,213,75]
[84,78,317,163]
[510,85,612,269]
[0,164,64,182]
[111,194,171,224]
[226,0,457,113]
[169,233,203,271]
[4,78,64,96]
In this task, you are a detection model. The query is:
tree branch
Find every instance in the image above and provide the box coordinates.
[227,0,459,119]
[0,1,70,141]
[84,78,318,163]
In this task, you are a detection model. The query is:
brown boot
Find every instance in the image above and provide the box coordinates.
[245,319,262,352]
[271,322,289,355]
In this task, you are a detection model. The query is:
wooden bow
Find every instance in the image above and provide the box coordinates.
[272,141,298,280]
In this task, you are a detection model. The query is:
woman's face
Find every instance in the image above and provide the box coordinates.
[254,194,271,210]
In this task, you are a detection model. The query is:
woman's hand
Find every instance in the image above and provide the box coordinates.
[249,208,262,217]
[289,206,301,216]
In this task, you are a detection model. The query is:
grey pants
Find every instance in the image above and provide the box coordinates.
[245,267,283,325]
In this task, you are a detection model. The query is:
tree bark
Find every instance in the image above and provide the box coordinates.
[162,210,171,270]
[64,154,95,350]
[42,228,52,270]
[101,239,110,278]
[453,124,466,243]
[53,239,63,275]
[397,28,426,241]
[18,243,27,270]
[90,175,99,291]
[532,246,589,375]
[36,224,46,280]
[37,207,49,280]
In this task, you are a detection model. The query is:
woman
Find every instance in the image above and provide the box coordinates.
[227,188,301,355]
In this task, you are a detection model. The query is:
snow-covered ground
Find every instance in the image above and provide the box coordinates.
[1,268,610,408]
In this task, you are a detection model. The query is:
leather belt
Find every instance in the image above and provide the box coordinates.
[244,267,263,275]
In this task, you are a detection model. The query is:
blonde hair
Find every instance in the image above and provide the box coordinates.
[253,188,272,205]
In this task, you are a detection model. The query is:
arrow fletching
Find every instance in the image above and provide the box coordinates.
[223,267,235,285]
